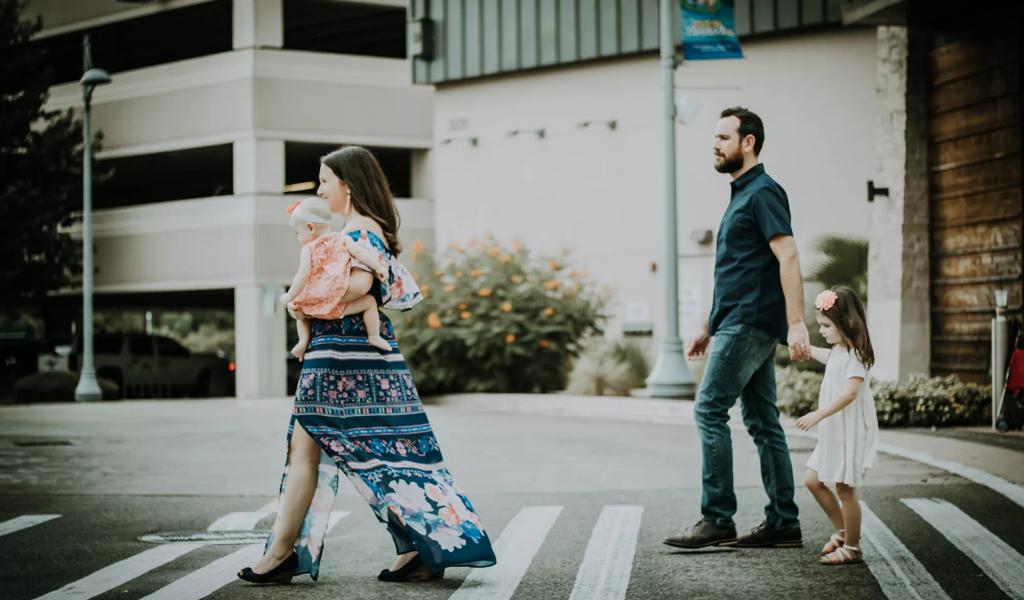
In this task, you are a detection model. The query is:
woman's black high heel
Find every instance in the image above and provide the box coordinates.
[237,552,298,585]
[377,554,444,582]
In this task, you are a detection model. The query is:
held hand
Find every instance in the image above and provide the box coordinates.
[787,322,811,361]
[795,411,823,431]
[686,330,711,360]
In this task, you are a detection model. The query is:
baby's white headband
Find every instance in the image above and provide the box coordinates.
[290,207,331,224]
[286,199,331,224]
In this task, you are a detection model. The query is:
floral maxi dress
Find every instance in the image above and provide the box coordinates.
[264,229,496,579]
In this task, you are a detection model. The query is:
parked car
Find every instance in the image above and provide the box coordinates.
[38,333,235,399]
[0,332,41,403]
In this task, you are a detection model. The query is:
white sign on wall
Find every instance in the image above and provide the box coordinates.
[623,301,653,336]
[679,285,703,338]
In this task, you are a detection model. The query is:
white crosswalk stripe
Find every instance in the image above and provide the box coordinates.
[449,506,563,600]
[206,512,273,531]
[206,499,276,531]
[860,502,951,600]
[140,544,262,600]
[569,505,643,600]
[902,498,1024,600]
[141,510,349,600]
[35,542,207,600]
[0,514,60,537]
[19,498,1024,600]
[33,504,278,600]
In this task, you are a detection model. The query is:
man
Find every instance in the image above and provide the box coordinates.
[665,107,809,549]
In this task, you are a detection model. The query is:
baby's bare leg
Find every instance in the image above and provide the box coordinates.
[290,316,311,361]
[343,295,391,351]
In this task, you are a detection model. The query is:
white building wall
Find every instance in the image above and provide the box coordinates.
[432,28,877,346]
[36,0,434,398]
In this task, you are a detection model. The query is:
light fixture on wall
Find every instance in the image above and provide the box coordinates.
[867,180,889,202]
[577,119,617,131]
[408,17,434,61]
[507,128,545,139]
[440,136,478,147]
[689,229,713,245]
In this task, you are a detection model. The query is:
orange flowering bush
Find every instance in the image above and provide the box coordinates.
[397,237,608,394]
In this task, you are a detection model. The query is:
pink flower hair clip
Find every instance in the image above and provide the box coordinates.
[285,199,302,215]
[815,289,838,311]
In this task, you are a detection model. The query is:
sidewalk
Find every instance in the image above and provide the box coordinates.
[426,392,1024,486]
[3,393,1021,492]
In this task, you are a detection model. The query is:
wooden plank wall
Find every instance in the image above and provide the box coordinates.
[928,34,1023,382]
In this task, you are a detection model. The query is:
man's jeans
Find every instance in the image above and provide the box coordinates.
[694,324,799,531]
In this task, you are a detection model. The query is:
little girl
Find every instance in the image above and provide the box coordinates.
[796,286,879,566]
[280,197,392,359]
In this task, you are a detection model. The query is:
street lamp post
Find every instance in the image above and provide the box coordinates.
[645,0,696,399]
[74,36,111,402]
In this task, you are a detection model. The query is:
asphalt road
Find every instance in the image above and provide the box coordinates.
[1,400,1021,600]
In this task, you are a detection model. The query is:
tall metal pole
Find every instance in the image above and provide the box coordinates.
[646,0,695,398]
[75,36,109,402]
[74,82,102,401]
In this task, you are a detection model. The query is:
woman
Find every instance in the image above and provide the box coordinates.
[238,146,496,584]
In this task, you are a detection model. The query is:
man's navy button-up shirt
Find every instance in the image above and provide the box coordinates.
[707,163,794,343]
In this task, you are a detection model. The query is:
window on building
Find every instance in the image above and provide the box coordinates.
[32,0,232,85]
[95,144,233,209]
[284,142,411,198]
[283,0,406,58]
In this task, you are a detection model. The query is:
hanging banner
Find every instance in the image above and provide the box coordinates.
[680,0,744,60]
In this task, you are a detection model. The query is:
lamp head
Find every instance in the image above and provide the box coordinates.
[80,68,112,87]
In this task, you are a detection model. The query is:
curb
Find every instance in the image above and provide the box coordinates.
[427,393,1024,510]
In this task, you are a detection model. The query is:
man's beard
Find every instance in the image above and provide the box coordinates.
[714,152,744,174]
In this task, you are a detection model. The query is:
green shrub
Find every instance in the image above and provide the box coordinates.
[873,375,990,427]
[775,367,991,428]
[775,365,824,417]
[567,338,651,396]
[396,237,609,395]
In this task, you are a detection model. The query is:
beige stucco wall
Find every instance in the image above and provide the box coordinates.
[432,28,878,346]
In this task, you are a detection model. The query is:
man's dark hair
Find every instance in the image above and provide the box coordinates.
[720,106,765,156]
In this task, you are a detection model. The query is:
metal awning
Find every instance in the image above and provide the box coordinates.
[842,0,906,25]
[843,0,1023,27]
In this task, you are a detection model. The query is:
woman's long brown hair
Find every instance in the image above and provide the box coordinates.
[820,286,875,369]
[320,146,403,255]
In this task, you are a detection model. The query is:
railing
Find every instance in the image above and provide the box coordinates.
[46,48,412,112]
[61,195,435,293]
[65,195,434,238]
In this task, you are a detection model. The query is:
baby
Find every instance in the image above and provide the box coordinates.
[280,197,391,360]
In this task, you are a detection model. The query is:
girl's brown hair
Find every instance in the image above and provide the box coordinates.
[320,146,403,255]
[819,286,875,369]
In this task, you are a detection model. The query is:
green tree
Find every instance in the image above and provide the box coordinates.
[0,0,97,309]
[807,235,869,300]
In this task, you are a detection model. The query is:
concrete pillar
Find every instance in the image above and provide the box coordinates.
[234,284,287,398]
[411,149,434,198]
[232,136,286,398]
[867,26,931,383]
[233,139,285,195]
[233,0,283,49]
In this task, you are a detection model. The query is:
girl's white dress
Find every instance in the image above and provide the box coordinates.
[806,346,879,486]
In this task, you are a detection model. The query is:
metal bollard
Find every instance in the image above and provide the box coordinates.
[992,289,1009,430]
